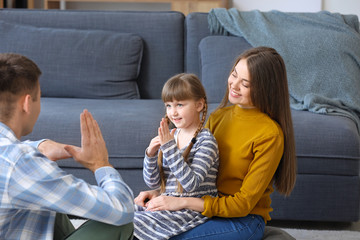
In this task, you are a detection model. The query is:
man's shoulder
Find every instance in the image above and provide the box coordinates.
[0,138,42,166]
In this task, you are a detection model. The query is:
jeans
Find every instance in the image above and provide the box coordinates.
[170,215,265,240]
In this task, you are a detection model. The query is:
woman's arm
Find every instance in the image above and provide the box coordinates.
[202,134,283,218]
[145,195,205,212]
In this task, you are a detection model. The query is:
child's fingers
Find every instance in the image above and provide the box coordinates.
[158,127,162,140]
[160,120,170,136]
[170,128,176,137]
[163,119,169,128]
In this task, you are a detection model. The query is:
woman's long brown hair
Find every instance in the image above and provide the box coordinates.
[158,73,208,193]
[219,47,297,196]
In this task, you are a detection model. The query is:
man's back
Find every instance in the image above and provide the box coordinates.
[0,122,57,239]
[0,121,134,239]
[0,53,134,239]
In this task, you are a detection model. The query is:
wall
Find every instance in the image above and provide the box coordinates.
[232,0,321,12]
[323,0,360,17]
[233,0,360,17]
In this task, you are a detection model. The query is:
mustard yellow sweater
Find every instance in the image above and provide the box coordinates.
[202,105,284,222]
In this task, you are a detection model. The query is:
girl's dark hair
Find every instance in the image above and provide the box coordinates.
[219,47,296,196]
[0,53,41,122]
[158,73,208,193]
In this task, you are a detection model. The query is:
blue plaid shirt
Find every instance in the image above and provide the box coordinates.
[0,122,134,240]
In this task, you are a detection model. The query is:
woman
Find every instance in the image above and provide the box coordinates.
[134,46,297,239]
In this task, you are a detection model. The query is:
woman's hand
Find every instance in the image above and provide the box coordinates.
[134,189,160,207]
[146,195,185,211]
[158,118,176,146]
[38,140,77,161]
[146,196,205,212]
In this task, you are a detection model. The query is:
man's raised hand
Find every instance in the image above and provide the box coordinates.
[64,109,111,172]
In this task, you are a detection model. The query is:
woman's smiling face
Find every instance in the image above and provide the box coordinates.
[228,58,254,108]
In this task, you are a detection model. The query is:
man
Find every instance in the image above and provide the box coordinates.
[0,53,134,239]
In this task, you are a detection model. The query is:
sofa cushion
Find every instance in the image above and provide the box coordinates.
[0,9,185,99]
[0,20,143,99]
[199,36,252,103]
[23,98,165,169]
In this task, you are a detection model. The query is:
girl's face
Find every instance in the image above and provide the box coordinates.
[165,99,203,131]
[228,59,254,108]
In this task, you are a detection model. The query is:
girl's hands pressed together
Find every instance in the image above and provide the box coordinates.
[146,118,176,157]
[158,118,176,146]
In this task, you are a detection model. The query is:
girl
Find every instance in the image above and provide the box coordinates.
[135,47,297,240]
[133,73,219,240]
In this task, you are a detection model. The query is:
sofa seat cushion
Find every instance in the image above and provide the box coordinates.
[23,98,165,169]
[0,20,143,99]
[23,100,360,176]
[291,109,359,176]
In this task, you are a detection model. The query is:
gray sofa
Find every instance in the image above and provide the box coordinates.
[0,9,359,223]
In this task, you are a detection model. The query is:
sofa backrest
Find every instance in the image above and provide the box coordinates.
[0,9,185,99]
[185,12,252,103]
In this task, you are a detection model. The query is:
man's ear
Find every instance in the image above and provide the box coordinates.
[21,94,32,114]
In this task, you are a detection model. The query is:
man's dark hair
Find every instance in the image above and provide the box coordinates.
[0,53,42,122]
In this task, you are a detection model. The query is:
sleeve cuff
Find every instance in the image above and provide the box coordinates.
[159,139,176,152]
[201,195,214,218]
[94,166,123,185]
[144,148,158,161]
[23,139,48,148]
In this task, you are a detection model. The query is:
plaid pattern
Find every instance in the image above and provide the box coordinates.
[0,122,134,240]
